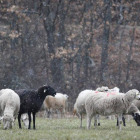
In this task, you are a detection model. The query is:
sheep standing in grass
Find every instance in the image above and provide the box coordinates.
[15,85,56,129]
[55,93,69,117]
[73,87,119,128]
[0,89,20,129]
[45,93,69,118]
[73,90,94,128]
[85,89,140,130]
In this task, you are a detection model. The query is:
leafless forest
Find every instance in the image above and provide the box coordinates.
[0,0,140,110]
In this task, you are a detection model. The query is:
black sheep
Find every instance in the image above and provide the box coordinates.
[15,85,56,129]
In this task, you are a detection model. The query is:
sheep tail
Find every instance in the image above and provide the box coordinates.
[73,109,76,117]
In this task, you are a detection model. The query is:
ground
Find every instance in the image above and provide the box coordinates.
[0,116,140,140]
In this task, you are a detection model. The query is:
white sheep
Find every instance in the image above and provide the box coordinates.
[95,86,109,92]
[55,93,69,100]
[21,113,33,128]
[74,87,120,128]
[92,87,120,126]
[73,90,94,127]
[21,114,29,128]
[44,93,69,118]
[85,89,140,130]
[133,99,140,110]
[0,89,20,129]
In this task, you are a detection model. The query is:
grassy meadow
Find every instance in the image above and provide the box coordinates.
[0,116,140,140]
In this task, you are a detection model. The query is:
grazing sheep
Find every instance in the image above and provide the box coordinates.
[21,114,29,128]
[0,89,20,129]
[15,85,56,129]
[21,113,33,128]
[44,93,69,118]
[117,100,140,126]
[85,89,140,130]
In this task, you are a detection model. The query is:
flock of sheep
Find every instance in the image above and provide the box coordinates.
[0,85,140,131]
[74,86,140,130]
[0,85,56,129]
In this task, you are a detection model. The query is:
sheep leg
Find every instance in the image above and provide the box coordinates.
[47,110,51,118]
[94,116,97,128]
[61,108,65,118]
[60,110,62,118]
[122,115,126,126]
[28,112,31,129]
[33,112,36,129]
[117,114,122,130]
[94,115,100,126]
[87,115,92,129]
[57,109,61,118]
[18,113,22,129]
[44,110,46,118]
[80,113,82,128]
[97,115,100,126]
[116,117,119,126]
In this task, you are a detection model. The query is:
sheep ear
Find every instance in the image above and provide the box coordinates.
[136,91,139,95]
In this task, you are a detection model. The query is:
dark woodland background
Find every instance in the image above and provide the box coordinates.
[0,0,140,110]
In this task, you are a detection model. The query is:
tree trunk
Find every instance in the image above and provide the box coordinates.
[100,0,112,82]
[126,27,135,82]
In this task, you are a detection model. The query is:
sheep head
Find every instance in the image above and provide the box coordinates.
[125,89,140,101]
[21,114,29,127]
[135,90,140,100]
[2,115,14,129]
[132,113,140,126]
[38,85,56,97]
[64,94,69,100]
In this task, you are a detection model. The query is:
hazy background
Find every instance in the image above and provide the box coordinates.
[0,0,140,110]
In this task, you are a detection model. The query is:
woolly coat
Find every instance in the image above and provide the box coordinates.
[74,90,94,115]
[45,93,68,114]
[132,100,140,110]
[0,89,20,129]
[16,85,56,129]
[85,89,140,117]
